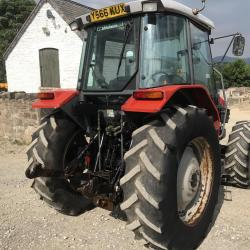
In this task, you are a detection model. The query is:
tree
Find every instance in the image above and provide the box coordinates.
[219,59,250,88]
[0,0,35,82]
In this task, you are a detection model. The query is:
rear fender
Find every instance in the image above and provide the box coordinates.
[32,89,79,109]
[32,90,87,131]
[121,85,221,131]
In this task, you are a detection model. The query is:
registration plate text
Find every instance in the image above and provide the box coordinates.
[90,4,126,23]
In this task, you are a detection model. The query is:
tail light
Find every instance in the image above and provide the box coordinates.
[37,92,55,100]
[133,90,164,100]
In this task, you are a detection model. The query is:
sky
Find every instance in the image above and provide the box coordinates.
[177,0,250,58]
[38,0,250,57]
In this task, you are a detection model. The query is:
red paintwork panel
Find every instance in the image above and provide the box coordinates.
[32,89,79,109]
[122,85,211,111]
[218,96,225,106]
[122,84,220,128]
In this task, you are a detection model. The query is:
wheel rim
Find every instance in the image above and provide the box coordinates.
[177,137,214,226]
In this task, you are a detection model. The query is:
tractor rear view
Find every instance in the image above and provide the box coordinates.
[25,0,248,249]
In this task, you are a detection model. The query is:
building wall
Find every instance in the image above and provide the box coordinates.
[5,3,85,93]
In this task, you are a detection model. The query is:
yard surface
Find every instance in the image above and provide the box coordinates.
[0,105,250,250]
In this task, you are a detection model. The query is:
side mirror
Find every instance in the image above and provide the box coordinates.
[233,35,245,56]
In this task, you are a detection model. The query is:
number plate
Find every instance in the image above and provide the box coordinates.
[90,3,127,23]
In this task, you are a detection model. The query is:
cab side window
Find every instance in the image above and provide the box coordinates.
[190,23,215,94]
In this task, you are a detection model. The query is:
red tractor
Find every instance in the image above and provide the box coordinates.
[25,0,249,249]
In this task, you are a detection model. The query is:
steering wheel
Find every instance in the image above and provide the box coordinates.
[152,71,170,82]
[151,71,185,84]
[97,79,108,89]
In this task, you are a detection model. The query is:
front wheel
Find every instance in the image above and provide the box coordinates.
[120,106,223,250]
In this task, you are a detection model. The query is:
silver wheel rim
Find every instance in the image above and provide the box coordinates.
[177,137,213,225]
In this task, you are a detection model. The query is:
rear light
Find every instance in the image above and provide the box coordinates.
[37,92,55,100]
[133,91,164,100]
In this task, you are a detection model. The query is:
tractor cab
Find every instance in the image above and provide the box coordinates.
[73,0,216,96]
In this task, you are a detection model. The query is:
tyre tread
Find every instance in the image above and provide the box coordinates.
[122,106,222,249]
[26,113,92,216]
[224,121,250,188]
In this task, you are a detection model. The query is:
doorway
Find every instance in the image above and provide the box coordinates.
[39,48,60,88]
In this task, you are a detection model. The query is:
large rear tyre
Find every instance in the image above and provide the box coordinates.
[120,106,222,250]
[25,113,92,216]
[224,121,250,188]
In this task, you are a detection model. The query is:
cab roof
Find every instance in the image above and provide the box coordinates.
[79,0,215,30]
[161,0,214,29]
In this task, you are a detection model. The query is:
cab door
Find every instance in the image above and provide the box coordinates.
[190,23,217,98]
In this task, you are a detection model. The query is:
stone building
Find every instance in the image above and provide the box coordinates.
[4,0,92,93]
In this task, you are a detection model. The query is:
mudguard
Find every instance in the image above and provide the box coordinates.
[32,89,88,131]
[32,89,79,109]
[122,84,221,131]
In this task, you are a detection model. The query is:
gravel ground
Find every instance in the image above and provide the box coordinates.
[0,106,250,250]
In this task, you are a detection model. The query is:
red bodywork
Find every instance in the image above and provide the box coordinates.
[33,85,221,131]
[122,85,221,131]
[218,96,225,106]
[32,89,79,109]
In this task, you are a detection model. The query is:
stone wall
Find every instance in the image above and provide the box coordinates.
[0,92,39,144]
[228,97,250,107]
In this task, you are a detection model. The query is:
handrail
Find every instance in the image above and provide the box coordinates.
[213,67,227,139]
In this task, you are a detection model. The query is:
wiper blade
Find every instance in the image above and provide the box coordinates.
[116,23,133,76]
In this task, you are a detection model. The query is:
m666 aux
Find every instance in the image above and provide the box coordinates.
[25,1,249,249]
